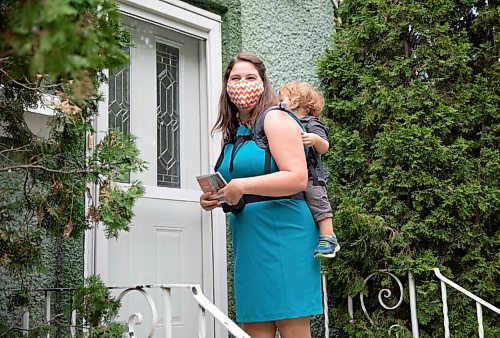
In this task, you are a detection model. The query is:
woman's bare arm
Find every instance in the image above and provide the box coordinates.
[219,109,307,204]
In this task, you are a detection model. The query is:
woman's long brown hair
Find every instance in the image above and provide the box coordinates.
[211,52,278,142]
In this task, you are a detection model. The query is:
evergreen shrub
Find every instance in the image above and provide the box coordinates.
[1,0,146,335]
[318,1,499,336]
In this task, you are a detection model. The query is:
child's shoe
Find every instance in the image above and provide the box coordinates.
[314,235,340,259]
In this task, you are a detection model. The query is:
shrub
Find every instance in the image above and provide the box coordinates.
[1,0,145,335]
[73,275,126,337]
[318,1,499,336]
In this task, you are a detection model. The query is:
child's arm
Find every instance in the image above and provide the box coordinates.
[301,132,329,154]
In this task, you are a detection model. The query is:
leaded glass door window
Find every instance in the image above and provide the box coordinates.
[108,42,184,187]
[108,48,131,183]
[102,15,202,190]
[156,43,180,188]
[108,51,130,136]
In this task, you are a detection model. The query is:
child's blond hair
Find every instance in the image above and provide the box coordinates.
[280,82,324,117]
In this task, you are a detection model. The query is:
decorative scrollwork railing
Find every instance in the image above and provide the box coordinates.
[14,269,499,337]
[115,286,158,337]
[359,270,404,326]
[15,284,250,338]
[347,271,420,337]
[361,270,409,337]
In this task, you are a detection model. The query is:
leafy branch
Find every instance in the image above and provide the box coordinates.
[0,2,145,329]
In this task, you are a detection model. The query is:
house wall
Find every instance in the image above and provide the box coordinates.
[240,0,335,87]
[184,0,334,86]
[184,0,335,86]
[0,215,84,329]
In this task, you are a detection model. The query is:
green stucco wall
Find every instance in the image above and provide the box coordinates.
[182,0,242,67]
[184,0,335,87]
[0,191,84,331]
[240,0,335,87]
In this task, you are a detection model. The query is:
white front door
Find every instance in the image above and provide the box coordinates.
[87,2,225,337]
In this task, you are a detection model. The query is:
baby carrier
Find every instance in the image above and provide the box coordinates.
[300,116,327,187]
[215,102,318,214]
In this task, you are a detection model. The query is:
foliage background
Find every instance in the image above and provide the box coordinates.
[318,0,499,336]
[0,0,145,335]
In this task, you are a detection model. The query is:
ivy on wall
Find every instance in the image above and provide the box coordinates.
[181,0,228,15]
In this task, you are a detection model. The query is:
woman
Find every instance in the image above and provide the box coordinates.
[199,52,322,338]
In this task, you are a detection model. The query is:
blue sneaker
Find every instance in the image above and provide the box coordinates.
[314,235,340,259]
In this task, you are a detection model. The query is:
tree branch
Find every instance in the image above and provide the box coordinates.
[0,313,67,337]
[0,164,91,175]
[403,25,413,58]
[0,144,31,155]
[0,68,63,91]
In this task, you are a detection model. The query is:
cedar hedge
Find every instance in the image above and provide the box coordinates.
[318,1,499,337]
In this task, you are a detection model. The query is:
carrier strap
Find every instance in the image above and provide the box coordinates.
[256,102,306,175]
[264,148,272,174]
[229,134,252,173]
[214,143,227,172]
[309,160,320,186]
[301,117,325,187]
[244,191,305,204]
[222,192,306,214]
[308,159,326,186]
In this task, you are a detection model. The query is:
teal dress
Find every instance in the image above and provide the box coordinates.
[218,124,323,323]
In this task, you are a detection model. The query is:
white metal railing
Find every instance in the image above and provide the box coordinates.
[112,284,250,338]
[13,269,499,337]
[16,284,249,338]
[347,268,500,337]
[321,272,330,338]
[432,268,500,338]
[18,288,79,337]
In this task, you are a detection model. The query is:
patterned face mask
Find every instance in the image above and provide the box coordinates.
[226,80,264,109]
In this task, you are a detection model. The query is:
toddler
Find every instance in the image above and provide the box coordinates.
[280,82,340,259]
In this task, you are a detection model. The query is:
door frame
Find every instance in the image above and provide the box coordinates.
[84,0,226,335]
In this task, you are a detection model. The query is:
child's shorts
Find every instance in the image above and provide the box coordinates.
[304,180,333,223]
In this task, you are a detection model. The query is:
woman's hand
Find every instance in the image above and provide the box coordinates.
[199,191,220,211]
[218,178,245,205]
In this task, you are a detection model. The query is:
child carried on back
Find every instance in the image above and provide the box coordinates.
[280,82,340,259]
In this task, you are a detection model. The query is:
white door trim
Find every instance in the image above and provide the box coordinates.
[84,1,226,336]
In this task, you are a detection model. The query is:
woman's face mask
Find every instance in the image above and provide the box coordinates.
[226,79,264,109]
